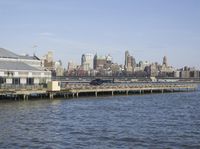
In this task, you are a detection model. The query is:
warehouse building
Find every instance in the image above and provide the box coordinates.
[0,48,51,86]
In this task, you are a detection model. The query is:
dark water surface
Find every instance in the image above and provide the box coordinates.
[0,88,200,149]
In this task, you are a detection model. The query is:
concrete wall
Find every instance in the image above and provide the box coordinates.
[20,78,27,84]
[34,78,40,84]
[6,78,12,84]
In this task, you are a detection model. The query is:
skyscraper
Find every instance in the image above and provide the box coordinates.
[81,53,94,71]
[124,50,129,70]
[163,56,168,67]
[42,51,55,71]
[124,50,135,73]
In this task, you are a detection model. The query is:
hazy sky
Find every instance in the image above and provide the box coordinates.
[0,0,200,68]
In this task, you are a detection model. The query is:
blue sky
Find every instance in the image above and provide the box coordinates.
[0,0,200,68]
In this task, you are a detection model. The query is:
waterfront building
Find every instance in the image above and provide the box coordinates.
[0,48,51,86]
[180,67,200,78]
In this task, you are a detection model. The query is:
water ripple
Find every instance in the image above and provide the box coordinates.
[0,89,200,148]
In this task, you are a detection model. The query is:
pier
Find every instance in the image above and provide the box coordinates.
[64,83,198,98]
[0,83,198,100]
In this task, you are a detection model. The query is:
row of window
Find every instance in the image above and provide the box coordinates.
[0,77,34,85]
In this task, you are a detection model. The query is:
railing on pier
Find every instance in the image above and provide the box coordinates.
[0,83,198,100]
[0,84,45,90]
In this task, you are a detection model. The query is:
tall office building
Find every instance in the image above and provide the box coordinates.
[81,53,94,71]
[93,54,107,70]
[162,56,168,67]
[124,50,135,72]
[41,51,55,71]
[124,51,129,69]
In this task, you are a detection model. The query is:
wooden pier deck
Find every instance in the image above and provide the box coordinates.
[64,83,198,98]
[0,83,198,100]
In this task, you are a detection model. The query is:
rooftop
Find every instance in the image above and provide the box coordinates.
[0,48,19,59]
[0,61,41,71]
[0,48,40,60]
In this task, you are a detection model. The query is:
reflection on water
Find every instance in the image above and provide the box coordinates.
[0,89,200,149]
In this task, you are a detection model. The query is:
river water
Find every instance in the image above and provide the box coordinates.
[0,87,200,149]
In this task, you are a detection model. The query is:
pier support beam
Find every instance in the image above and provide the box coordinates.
[95,91,98,97]
[126,90,129,95]
[112,91,114,96]
[76,92,79,98]
[49,93,54,99]
[23,95,28,100]
[23,95,25,100]
[65,93,69,99]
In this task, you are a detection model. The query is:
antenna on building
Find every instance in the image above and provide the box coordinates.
[33,45,38,56]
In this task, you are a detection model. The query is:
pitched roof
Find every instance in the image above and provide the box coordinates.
[0,48,40,60]
[0,61,41,71]
[0,48,19,58]
[18,55,40,60]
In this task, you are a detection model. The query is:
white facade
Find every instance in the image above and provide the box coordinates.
[67,61,77,71]
[20,78,26,84]
[0,48,51,86]
[81,53,94,71]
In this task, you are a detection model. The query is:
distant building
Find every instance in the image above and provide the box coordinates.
[135,61,150,72]
[66,61,78,76]
[124,50,135,73]
[162,56,168,67]
[41,51,55,71]
[0,48,51,86]
[180,67,200,78]
[106,54,112,64]
[93,54,107,70]
[159,56,176,77]
[93,53,113,70]
[55,60,64,76]
[67,61,77,71]
[81,53,94,71]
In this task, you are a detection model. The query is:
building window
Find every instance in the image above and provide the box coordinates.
[12,78,20,85]
[27,78,34,85]
[0,77,6,84]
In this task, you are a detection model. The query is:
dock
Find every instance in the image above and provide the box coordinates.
[0,83,198,100]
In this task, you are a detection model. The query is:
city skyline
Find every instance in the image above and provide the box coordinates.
[0,0,200,69]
